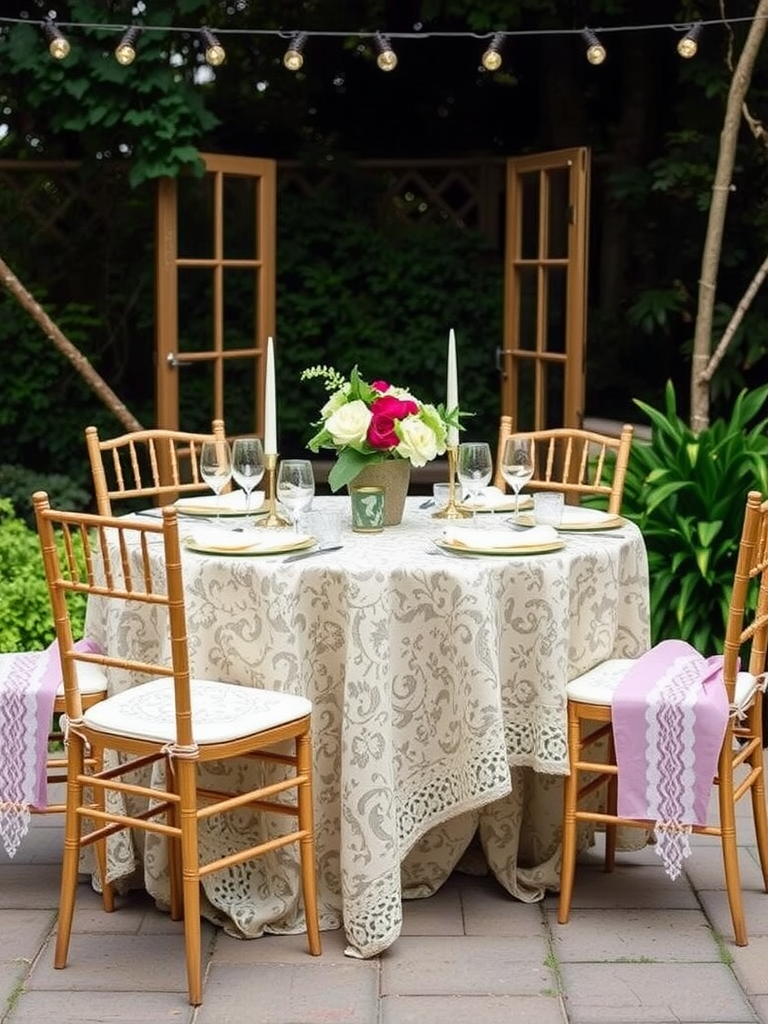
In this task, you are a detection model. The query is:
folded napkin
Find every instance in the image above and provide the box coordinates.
[185,525,310,552]
[612,639,728,880]
[175,491,265,514]
[558,506,616,526]
[461,486,511,508]
[0,637,103,857]
[442,525,558,549]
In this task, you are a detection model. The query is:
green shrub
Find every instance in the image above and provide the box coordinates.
[622,382,768,651]
[0,465,91,528]
[0,498,85,652]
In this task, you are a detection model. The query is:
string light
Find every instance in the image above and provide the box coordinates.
[374,33,398,72]
[481,32,505,72]
[581,28,607,65]
[283,32,307,71]
[114,27,140,66]
[42,20,70,60]
[200,27,225,67]
[677,22,702,58]
[0,14,754,67]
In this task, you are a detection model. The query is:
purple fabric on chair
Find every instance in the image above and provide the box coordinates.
[0,637,103,857]
[611,638,729,880]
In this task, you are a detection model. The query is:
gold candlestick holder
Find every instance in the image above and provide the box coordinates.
[255,453,290,528]
[432,446,471,520]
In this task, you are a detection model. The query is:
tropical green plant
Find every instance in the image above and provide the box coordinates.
[0,498,85,652]
[621,381,768,651]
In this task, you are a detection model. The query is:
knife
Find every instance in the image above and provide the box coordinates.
[283,544,344,563]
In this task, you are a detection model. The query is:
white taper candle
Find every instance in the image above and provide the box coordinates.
[446,328,459,447]
[264,336,277,456]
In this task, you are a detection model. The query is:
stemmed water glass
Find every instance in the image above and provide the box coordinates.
[200,438,233,522]
[231,437,265,515]
[457,442,493,518]
[501,437,534,520]
[276,459,315,532]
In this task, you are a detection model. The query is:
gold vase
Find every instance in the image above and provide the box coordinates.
[347,459,411,526]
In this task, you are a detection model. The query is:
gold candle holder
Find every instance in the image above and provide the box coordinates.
[255,453,290,528]
[432,446,471,520]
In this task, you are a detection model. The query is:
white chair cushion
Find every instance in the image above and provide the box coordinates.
[56,661,109,697]
[565,659,635,705]
[83,678,312,745]
[566,657,759,715]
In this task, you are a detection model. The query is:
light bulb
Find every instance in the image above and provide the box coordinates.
[43,21,70,60]
[677,23,702,59]
[374,33,398,72]
[481,32,504,72]
[200,27,225,67]
[581,29,606,65]
[115,27,140,66]
[283,32,307,71]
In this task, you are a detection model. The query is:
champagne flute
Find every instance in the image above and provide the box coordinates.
[231,437,265,515]
[457,442,493,518]
[276,459,315,532]
[501,437,534,520]
[200,438,232,522]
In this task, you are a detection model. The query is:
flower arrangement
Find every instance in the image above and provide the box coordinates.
[301,365,457,492]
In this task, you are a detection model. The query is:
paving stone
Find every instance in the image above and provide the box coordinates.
[550,907,723,962]
[381,935,554,997]
[560,961,757,1023]
[380,993,568,1024]
[6,990,198,1023]
[196,962,379,1024]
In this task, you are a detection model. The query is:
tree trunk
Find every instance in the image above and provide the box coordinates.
[0,255,143,433]
[689,0,768,431]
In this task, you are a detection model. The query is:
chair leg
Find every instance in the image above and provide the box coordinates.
[177,761,203,1007]
[85,742,114,914]
[558,710,581,925]
[54,735,87,969]
[719,779,748,946]
[604,733,618,873]
[296,731,321,956]
[164,757,183,921]
[747,713,768,892]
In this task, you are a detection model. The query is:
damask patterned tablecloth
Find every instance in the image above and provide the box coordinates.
[85,496,650,957]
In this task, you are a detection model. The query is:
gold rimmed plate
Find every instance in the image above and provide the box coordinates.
[516,511,625,532]
[174,492,267,518]
[434,537,564,557]
[184,535,316,557]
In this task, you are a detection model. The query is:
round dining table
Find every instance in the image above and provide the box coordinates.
[84,494,650,958]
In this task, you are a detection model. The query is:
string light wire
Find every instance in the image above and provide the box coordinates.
[0,15,762,40]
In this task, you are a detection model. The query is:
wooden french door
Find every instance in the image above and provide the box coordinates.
[155,153,277,435]
[500,148,590,431]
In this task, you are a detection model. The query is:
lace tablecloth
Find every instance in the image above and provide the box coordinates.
[85,496,650,956]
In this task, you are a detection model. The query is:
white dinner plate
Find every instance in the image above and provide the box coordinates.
[174,491,266,517]
[434,537,564,557]
[516,508,625,531]
[184,534,315,557]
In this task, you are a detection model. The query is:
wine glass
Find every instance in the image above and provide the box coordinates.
[276,459,315,532]
[231,437,265,515]
[457,442,493,517]
[200,438,232,521]
[501,437,534,520]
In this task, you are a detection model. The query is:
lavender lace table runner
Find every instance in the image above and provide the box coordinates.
[612,638,729,879]
[0,638,102,857]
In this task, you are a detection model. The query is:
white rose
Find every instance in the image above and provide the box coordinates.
[396,416,439,467]
[325,400,372,447]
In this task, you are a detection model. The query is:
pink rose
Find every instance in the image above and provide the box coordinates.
[367,395,418,449]
[371,380,390,393]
